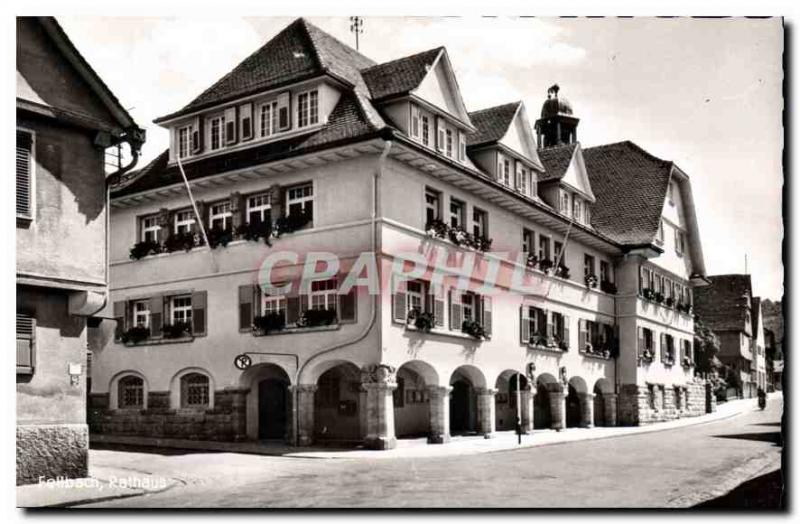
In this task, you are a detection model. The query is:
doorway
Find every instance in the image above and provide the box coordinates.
[258,378,288,439]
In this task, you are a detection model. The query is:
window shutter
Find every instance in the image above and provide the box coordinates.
[660,333,667,362]
[431,283,445,327]
[638,327,644,357]
[192,291,207,336]
[546,311,554,339]
[16,313,35,374]
[149,295,163,337]
[563,315,571,350]
[538,309,548,337]
[482,296,492,337]
[239,285,255,331]
[339,288,357,323]
[113,301,126,341]
[240,103,254,141]
[520,305,530,344]
[436,117,445,152]
[392,278,407,323]
[578,319,586,349]
[191,116,204,153]
[277,92,291,131]
[17,130,32,218]
[224,107,238,145]
[449,290,463,331]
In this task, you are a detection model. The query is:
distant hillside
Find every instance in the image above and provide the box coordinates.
[761,299,784,351]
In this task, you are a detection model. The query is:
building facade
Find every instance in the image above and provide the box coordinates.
[89,18,711,450]
[16,17,143,484]
[693,274,768,398]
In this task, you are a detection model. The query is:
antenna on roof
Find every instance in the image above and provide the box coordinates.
[745,253,748,275]
[350,16,364,51]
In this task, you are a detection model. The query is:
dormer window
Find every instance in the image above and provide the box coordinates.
[560,190,571,215]
[584,204,591,225]
[445,129,453,158]
[297,90,319,128]
[209,115,225,151]
[260,100,278,138]
[458,132,466,162]
[422,116,430,146]
[410,106,420,139]
[178,125,193,159]
[573,197,582,221]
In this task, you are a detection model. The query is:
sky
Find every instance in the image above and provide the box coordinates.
[57,16,784,300]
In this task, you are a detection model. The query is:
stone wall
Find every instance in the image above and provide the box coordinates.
[17,424,88,485]
[618,378,710,426]
[89,389,247,441]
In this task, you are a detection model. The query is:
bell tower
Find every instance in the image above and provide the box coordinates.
[535,84,580,149]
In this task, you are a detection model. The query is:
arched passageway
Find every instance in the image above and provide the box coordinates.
[534,373,560,429]
[566,376,588,428]
[449,365,486,435]
[241,363,291,442]
[593,378,614,427]
[494,370,528,431]
[314,362,362,442]
[394,361,438,439]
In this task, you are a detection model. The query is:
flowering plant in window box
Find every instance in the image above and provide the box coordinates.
[447,225,470,246]
[677,302,693,315]
[682,356,693,368]
[121,326,150,344]
[207,226,235,249]
[640,349,654,363]
[555,264,571,279]
[642,288,656,300]
[252,312,286,334]
[665,296,676,308]
[129,240,162,260]
[425,219,449,239]
[407,308,435,332]
[461,319,487,340]
[162,321,192,339]
[654,292,665,304]
[585,274,599,288]
[298,308,337,328]
[274,211,312,237]
[469,235,493,252]
[538,259,554,274]
[236,220,273,245]
[600,280,617,294]
[526,254,539,269]
[558,339,569,351]
[163,232,201,253]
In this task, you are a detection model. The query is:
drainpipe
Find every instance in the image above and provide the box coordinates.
[291,138,393,446]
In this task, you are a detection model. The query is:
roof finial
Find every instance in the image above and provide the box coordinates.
[350,16,364,51]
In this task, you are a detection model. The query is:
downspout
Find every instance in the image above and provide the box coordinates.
[292,138,393,445]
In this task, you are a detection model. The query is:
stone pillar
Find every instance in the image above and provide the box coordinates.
[290,384,316,446]
[520,387,534,434]
[361,365,397,450]
[705,382,717,413]
[427,386,451,444]
[578,392,595,428]
[476,388,497,438]
[604,393,618,427]
[548,386,566,431]
[358,388,368,440]
[230,388,249,441]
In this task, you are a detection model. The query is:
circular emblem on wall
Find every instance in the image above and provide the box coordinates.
[234,354,252,370]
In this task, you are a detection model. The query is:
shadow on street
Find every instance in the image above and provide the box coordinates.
[711,431,783,447]
[694,469,784,509]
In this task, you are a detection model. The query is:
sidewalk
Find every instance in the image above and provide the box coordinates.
[90,394,766,460]
[17,465,182,508]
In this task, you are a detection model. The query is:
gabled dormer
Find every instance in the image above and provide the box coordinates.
[362,47,475,166]
[466,101,543,199]
[537,143,595,226]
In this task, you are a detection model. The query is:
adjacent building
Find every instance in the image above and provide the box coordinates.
[16,17,144,484]
[693,274,768,398]
[89,18,711,450]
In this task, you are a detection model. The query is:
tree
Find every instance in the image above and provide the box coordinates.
[694,319,722,377]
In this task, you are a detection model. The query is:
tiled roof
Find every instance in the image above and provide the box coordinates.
[155,18,379,123]
[582,141,673,245]
[693,274,753,332]
[466,102,520,147]
[115,91,380,197]
[537,143,577,182]
[361,47,443,101]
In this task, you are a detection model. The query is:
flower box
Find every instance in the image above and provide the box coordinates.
[462,319,487,340]
[585,274,599,289]
[407,309,435,332]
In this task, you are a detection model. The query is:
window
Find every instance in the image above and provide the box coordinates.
[445,129,453,158]
[437,120,446,151]
[17,129,33,219]
[657,219,665,244]
[518,166,528,195]
[552,312,566,343]
[584,204,591,225]
[458,132,466,162]
[178,125,193,159]
[675,230,686,256]
[171,295,193,325]
[310,278,337,312]
[523,229,534,254]
[584,254,596,277]
[449,198,465,229]
[210,116,225,151]
[461,292,476,322]
[286,183,313,220]
[538,235,551,262]
[560,190,570,215]
[209,201,232,230]
[261,293,286,321]
[600,260,611,283]
[297,90,319,128]
[181,373,209,408]
[472,208,487,238]
[425,188,440,225]
[260,100,278,137]
[133,300,150,328]
[573,198,582,222]
[664,334,675,363]
[406,280,426,314]
[246,193,271,225]
[141,215,161,243]
[668,181,675,204]
[500,159,511,186]
[16,313,35,374]
[174,210,195,235]
[643,327,654,352]
[529,306,547,338]
[554,241,563,262]
[118,375,144,409]
[277,92,291,130]
[422,116,430,146]
[410,106,420,138]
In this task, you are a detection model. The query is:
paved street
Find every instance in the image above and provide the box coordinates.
[79,395,782,508]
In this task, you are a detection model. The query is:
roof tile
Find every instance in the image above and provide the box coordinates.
[361,47,443,101]
[466,102,520,147]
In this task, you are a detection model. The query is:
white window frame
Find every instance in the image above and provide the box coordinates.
[538,234,551,261]
[406,280,426,314]
[410,105,420,139]
[209,115,225,151]
[177,125,193,159]
[16,127,35,221]
[573,198,582,222]
[170,295,193,325]
[174,210,195,235]
[209,201,232,230]
[297,89,319,128]
[246,193,272,224]
[309,278,337,311]
[286,183,313,218]
[461,292,476,323]
[449,198,465,229]
[523,228,534,254]
[425,188,440,224]
[472,207,487,238]
[519,166,528,195]
[560,190,571,216]
[445,129,453,158]
[458,132,466,162]
[141,215,161,243]
[422,115,430,147]
[260,100,278,138]
[133,300,151,328]
[261,293,287,321]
